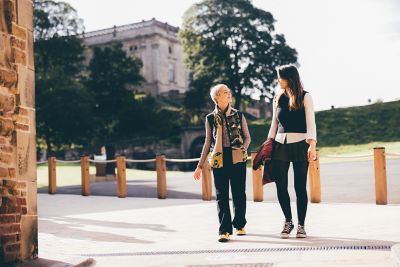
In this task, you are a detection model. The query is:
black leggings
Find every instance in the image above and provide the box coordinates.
[273,160,309,225]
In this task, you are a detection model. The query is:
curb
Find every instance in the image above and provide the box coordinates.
[392,244,400,267]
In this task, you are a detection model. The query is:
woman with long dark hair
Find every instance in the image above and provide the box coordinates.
[268,65,317,238]
[193,84,251,243]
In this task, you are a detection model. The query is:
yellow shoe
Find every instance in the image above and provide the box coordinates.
[235,228,246,236]
[218,233,230,242]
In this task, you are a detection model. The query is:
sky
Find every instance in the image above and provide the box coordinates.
[62,0,400,111]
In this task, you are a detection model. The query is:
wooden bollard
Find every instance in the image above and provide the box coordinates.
[116,156,126,198]
[156,154,167,199]
[251,152,263,202]
[374,147,387,205]
[81,156,90,196]
[201,160,212,201]
[308,151,321,203]
[48,157,57,194]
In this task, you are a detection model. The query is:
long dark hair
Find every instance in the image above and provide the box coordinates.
[276,65,304,111]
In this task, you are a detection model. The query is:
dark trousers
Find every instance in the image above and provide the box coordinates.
[273,160,309,225]
[212,147,247,234]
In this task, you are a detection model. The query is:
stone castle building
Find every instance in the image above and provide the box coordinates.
[82,18,189,96]
[81,18,273,119]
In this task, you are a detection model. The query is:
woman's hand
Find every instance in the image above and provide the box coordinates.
[193,166,202,180]
[307,140,317,161]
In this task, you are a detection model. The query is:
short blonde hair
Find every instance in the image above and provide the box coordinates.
[210,84,228,104]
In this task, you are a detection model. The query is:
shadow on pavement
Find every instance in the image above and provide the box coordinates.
[39,215,175,244]
[38,180,214,200]
[15,257,95,267]
[242,233,396,247]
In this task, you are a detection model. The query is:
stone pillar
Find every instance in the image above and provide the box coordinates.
[0,0,37,265]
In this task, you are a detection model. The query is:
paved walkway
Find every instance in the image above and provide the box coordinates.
[33,194,400,266]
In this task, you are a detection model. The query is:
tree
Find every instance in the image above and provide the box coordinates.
[34,0,84,40]
[36,80,94,151]
[34,0,94,153]
[84,43,144,146]
[84,43,145,174]
[180,0,298,111]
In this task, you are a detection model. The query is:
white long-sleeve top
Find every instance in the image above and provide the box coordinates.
[267,92,317,144]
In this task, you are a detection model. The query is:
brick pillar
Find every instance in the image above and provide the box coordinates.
[0,0,37,265]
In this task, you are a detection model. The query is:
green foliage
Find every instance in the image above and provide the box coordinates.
[316,101,400,146]
[84,43,144,145]
[34,0,93,153]
[247,120,271,152]
[35,36,85,78]
[247,101,400,149]
[85,43,143,117]
[34,0,185,152]
[179,0,298,116]
[84,43,182,145]
[36,82,94,149]
[33,0,84,40]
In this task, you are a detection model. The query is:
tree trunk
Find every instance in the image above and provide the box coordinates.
[105,144,116,175]
[234,89,242,110]
[45,137,52,157]
[232,45,242,110]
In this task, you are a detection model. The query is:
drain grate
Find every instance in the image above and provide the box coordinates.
[81,245,392,257]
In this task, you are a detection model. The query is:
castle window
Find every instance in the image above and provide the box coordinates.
[168,46,172,54]
[168,64,175,82]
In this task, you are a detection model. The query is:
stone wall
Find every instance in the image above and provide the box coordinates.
[0,0,37,264]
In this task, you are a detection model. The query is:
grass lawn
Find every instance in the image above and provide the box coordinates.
[318,141,400,163]
[37,164,189,188]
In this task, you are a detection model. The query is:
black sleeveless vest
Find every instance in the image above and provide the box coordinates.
[206,110,244,152]
[276,91,307,134]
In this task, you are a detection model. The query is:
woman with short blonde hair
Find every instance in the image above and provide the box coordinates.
[194,84,251,242]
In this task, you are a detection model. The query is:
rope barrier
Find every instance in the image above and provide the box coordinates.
[321,152,400,158]
[166,156,252,163]
[35,151,400,165]
[322,154,372,159]
[56,159,81,164]
[125,159,156,163]
[88,159,117,163]
[165,158,199,163]
[386,153,400,157]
